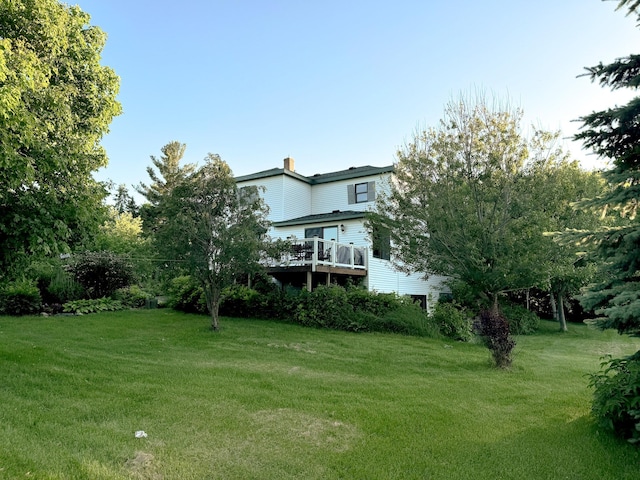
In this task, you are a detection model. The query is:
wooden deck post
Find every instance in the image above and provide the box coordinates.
[306,271,312,292]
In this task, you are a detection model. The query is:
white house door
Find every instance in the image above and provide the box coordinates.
[305,226,339,242]
[324,226,338,242]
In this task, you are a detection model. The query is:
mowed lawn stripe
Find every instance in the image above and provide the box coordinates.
[1,309,639,479]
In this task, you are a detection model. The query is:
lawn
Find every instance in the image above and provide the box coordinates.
[1,310,639,479]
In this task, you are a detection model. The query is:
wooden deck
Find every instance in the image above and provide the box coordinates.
[266,238,368,290]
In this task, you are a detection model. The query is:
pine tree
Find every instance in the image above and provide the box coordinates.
[137,141,195,206]
[575,0,640,337]
[576,0,640,443]
[136,141,195,234]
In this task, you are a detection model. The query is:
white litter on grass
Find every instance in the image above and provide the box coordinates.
[135,430,148,438]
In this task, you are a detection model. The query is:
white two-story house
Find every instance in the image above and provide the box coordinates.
[235,157,446,309]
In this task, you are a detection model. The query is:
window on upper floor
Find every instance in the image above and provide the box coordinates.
[355,182,368,203]
[347,181,375,204]
[238,185,260,205]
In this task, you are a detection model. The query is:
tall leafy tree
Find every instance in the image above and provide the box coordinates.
[157,154,272,330]
[520,151,603,330]
[0,0,121,277]
[92,207,148,256]
[370,94,600,315]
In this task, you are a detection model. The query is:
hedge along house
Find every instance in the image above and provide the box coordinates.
[235,157,446,309]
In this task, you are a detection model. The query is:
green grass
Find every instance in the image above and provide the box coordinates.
[1,311,639,479]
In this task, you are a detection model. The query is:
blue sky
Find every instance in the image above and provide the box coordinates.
[75,0,639,197]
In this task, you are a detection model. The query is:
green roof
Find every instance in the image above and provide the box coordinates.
[273,210,366,227]
[236,164,393,185]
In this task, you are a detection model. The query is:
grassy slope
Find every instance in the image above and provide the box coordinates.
[0,310,639,479]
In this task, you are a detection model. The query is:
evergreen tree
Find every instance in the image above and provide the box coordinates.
[113,184,138,216]
[576,0,640,443]
[137,141,195,234]
[575,0,640,337]
[137,141,194,206]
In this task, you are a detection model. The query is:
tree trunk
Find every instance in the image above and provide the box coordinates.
[490,293,499,315]
[210,300,220,331]
[203,280,221,331]
[526,288,530,311]
[549,292,557,322]
[558,293,568,332]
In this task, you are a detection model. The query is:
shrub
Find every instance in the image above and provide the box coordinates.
[42,303,64,315]
[220,284,261,318]
[62,298,125,314]
[501,303,540,335]
[167,276,207,314]
[67,251,135,299]
[368,299,437,337]
[474,309,516,368]
[27,258,84,303]
[47,268,85,303]
[0,279,42,316]
[346,288,398,317]
[589,353,640,444]
[429,301,473,341]
[293,285,363,331]
[195,281,438,337]
[289,286,436,336]
[113,285,151,308]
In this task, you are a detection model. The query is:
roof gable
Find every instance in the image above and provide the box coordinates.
[236,164,393,185]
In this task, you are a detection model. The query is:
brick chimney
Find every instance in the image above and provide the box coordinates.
[283,157,295,171]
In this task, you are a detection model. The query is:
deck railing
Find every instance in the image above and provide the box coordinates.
[268,237,368,272]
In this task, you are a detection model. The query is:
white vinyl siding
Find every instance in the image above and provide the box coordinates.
[238,167,447,307]
[237,175,311,223]
[366,256,448,312]
[282,176,311,220]
[313,176,383,215]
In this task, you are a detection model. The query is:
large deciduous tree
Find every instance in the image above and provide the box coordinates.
[520,152,603,330]
[0,0,121,277]
[370,94,601,317]
[156,154,272,330]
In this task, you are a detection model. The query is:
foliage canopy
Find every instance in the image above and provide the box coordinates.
[573,0,640,444]
[0,0,121,276]
[574,0,640,338]
[370,94,601,314]
[153,152,274,330]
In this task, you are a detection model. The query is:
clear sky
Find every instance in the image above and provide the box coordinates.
[74,0,639,198]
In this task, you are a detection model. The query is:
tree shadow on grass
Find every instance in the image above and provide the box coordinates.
[432,415,640,480]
